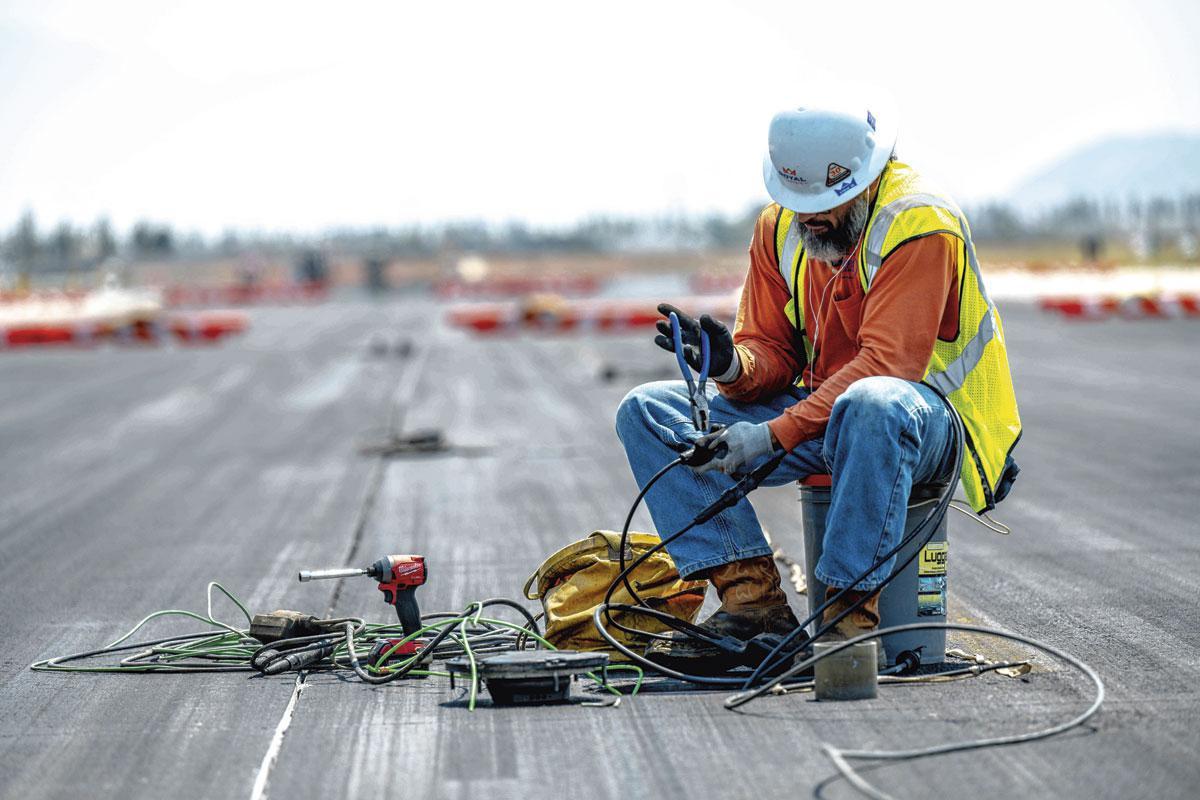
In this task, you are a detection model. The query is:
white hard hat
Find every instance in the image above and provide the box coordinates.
[762,96,898,213]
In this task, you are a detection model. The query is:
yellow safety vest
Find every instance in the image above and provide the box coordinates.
[773,160,1021,512]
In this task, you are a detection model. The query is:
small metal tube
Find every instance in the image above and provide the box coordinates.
[298,567,367,582]
[813,641,878,701]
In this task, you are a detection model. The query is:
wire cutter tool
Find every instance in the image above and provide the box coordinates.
[669,311,712,434]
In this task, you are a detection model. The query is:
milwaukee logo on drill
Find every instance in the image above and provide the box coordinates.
[395,562,424,579]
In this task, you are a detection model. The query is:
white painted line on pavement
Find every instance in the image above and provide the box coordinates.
[249,673,308,800]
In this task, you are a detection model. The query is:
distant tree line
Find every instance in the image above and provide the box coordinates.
[4,194,1199,277]
[0,212,180,276]
[967,194,1200,242]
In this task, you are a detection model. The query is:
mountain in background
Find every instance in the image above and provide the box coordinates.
[1006,132,1200,211]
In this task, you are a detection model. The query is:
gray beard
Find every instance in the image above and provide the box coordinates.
[798,192,870,263]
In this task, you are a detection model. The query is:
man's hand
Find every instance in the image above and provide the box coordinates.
[692,421,779,475]
[653,303,739,382]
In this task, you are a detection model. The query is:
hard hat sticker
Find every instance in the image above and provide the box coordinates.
[779,166,807,184]
[867,110,876,131]
[826,162,851,187]
[834,178,858,197]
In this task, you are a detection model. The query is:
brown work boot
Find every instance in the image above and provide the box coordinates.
[820,586,886,669]
[698,554,798,637]
[645,556,800,669]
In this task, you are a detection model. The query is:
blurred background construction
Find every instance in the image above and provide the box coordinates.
[2,1,1199,799]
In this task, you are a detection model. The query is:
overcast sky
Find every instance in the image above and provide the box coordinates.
[1,0,1198,235]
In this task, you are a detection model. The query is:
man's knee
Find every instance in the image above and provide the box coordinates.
[825,378,916,457]
[614,381,681,442]
[614,385,648,441]
[831,377,914,421]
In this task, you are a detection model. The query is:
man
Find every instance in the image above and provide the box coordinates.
[615,100,1021,664]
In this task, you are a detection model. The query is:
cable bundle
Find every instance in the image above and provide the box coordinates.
[30,584,642,711]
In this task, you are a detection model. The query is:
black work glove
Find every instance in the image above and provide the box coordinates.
[653,303,738,381]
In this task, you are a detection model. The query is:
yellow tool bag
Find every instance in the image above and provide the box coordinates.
[523,530,707,660]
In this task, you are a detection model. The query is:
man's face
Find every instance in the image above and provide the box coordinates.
[794,190,870,263]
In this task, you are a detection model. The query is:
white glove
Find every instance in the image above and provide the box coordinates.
[693,421,778,475]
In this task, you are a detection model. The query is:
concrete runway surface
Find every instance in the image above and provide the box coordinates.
[1,295,1198,799]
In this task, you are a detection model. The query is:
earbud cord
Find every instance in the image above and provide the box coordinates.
[806,184,871,473]
[806,183,872,375]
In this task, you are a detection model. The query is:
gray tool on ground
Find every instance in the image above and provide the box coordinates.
[445,650,610,706]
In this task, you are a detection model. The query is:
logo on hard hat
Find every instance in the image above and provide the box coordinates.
[833,178,858,197]
[779,166,807,184]
[826,163,851,187]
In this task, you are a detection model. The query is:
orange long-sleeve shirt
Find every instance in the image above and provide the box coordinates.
[719,205,960,452]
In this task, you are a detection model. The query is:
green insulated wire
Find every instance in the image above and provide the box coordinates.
[105,582,253,648]
[458,631,478,711]
[459,602,483,711]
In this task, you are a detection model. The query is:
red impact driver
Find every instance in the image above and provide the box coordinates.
[299,555,428,636]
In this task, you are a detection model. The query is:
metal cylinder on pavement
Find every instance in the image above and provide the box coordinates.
[813,641,878,701]
[800,477,949,666]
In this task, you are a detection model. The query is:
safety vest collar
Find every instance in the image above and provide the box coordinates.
[778,218,801,295]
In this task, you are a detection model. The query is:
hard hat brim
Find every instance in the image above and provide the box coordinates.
[761,116,898,213]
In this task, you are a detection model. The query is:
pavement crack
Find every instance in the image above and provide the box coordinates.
[248,673,308,800]
[327,339,431,612]
[327,456,386,613]
[246,334,432,799]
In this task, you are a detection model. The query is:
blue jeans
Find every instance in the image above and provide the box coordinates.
[614,377,958,589]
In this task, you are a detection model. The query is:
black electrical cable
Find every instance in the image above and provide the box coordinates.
[475,597,542,635]
[601,452,790,652]
[608,449,787,624]
[342,598,542,685]
[343,602,481,684]
[364,618,526,654]
[590,451,795,686]
[602,453,769,643]
[249,623,368,670]
[593,392,964,690]
[608,463,789,651]
[616,456,686,604]
[609,437,736,617]
[514,610,545,650]
[740,479,953,685]
[740,401,964,688]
